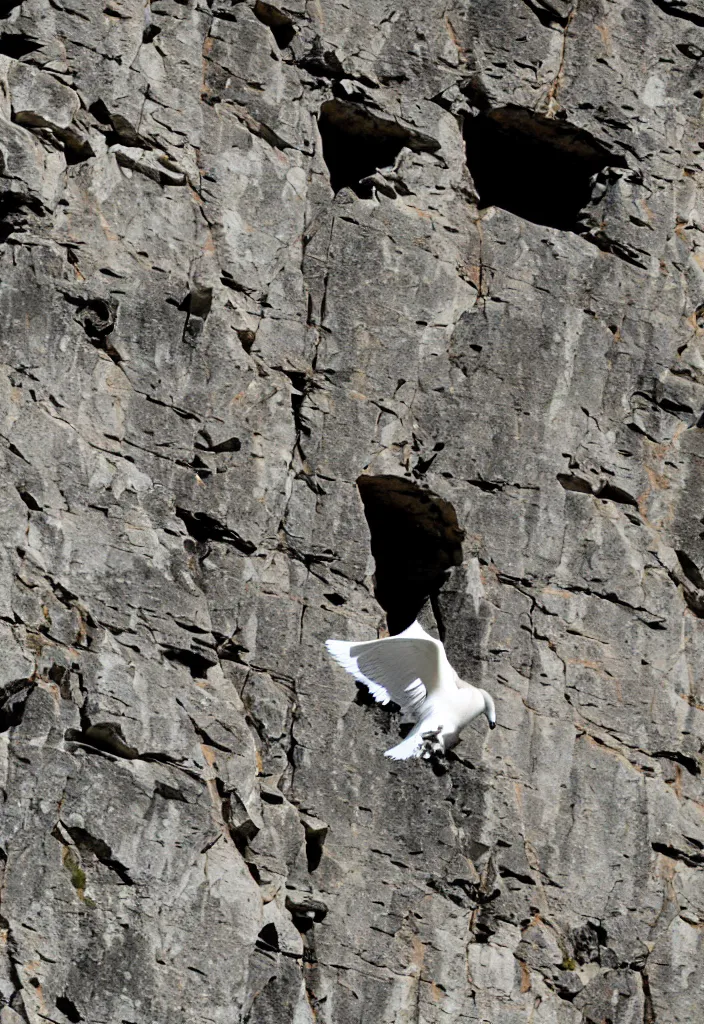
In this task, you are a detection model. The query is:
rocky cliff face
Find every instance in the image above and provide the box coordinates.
[0,1,703,1022]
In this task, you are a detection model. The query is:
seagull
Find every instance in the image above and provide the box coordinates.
[325,619,496,760]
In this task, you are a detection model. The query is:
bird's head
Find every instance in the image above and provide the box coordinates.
[481,689,496,730]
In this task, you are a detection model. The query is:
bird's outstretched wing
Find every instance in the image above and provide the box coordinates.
[325,620,453,717]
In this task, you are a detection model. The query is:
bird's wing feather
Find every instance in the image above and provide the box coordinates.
[324,639,393,705]
[326,626,453,717]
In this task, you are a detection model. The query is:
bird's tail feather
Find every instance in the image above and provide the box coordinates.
[384,723,425,761]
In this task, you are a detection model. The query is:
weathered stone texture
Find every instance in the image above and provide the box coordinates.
[0,1,703,1022]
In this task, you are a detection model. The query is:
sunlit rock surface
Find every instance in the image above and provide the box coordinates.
[0,1,703,1022]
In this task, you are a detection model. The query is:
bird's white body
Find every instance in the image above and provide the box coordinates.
[325,620,496,760]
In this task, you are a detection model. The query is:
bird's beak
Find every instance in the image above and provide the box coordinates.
[489,721,496,730]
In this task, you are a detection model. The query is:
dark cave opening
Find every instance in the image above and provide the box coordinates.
[318,99,438,198]
[464,105,627,231]
[357,475,464,635]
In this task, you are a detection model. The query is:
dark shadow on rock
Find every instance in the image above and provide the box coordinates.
[319,99,438,197]
[357,474,463,634]
[464,105,628,231]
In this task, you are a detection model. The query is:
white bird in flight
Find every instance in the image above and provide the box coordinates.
[325,619,496,760]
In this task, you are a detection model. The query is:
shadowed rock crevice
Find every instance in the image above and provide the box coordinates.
[519,0,570,27]
[653,749,701,776]
[285,892,328,932]
[301,815,328,873]
[464,106,628,231]
[0,680,33,733]
[88,99,151,149]
[0,191,45,242]
[63,824,134,886]
[675,549,704,590]
[256,923,280,953]
[0,32,40,57]
[357,475,464,634]
[318,99,438,197]
[55,996,82,1023]
[162,645,217,680]
[175,507,256,555]
[63,294,121,362]
[558,472,639,507]
[254,1,296,48]
[651,841,704,868]
[65,721,139,759]
[651,0,704,27]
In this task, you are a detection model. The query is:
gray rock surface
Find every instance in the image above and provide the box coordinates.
[0,0,703,1021]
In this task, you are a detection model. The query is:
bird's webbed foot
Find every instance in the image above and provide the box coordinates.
[420,726,445,760]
